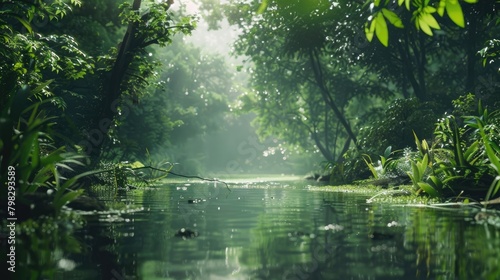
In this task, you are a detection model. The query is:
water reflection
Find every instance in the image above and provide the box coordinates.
[60,179,500,279]
[8,213,83,280]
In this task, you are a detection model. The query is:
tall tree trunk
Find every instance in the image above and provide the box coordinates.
[311,129,334,162]
[84,0,144,164]
[398,29,428,101]
[308,48,361,151]
[416,34,427,101]
[102,0,142,124]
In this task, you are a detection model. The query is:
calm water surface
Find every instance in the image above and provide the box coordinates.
[64,177,500,279]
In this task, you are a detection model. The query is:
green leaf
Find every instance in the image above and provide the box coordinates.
[417,16,433,36]
[365,19,376,42]
[422,13,440,30]
[383,146,392,159]
[40,146,66,166]
[419,154,429,176]
[411,161,420,182]
[437,0,446,16]
[423,6,437,13]
[451,121,466,167]
[417,182,440,198]
[464,140,479,162]
[381,9,404,28]
[31,138,40,169]
[14,16,32,33]
[446,0,465,28]
[481,133,500,174]
[53,189,83,210]
[485,176,500,202]
[257,0,268,14]
[428,175,443,190]
[131,161,145,168]
[375,13,389,47]
[362,155,379,179]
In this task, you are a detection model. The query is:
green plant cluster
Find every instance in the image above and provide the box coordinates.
[0,0,97,213]
[358,98,440,153]
[0,84,94,212]
[95,157,175,189]
[361,96,500,200]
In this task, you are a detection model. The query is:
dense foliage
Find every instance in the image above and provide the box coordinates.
[2,0,500,277]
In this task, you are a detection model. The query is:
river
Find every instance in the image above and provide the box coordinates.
[57,176,499,279]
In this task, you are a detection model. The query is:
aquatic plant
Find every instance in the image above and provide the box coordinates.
[362,146,399,179]
[406,135,442,198]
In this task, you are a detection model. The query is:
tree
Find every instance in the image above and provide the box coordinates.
[0,0,97,210]
[111,39,230,164]
[74,0,197,163]
[363,0,500,100]
[0,0,94,171]
[193,0,500,173]
[224,0,395,162]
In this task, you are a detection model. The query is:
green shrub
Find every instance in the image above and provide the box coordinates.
[358,98,440,154]
[0,84,89,213]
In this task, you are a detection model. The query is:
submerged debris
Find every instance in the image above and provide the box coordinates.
[474,211,500,228]
[175,228,198,239]
[368,231,395,240]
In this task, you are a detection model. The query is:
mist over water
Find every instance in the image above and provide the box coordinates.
[160,2,322,176]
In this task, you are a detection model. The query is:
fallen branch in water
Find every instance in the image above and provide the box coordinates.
[134,166,231,191]
[90,164,231,191]
[481,197,500,206]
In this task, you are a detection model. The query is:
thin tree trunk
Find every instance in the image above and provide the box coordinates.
[308,48,361,151]
[103,0,142,121]
[416,33,427,101]
[311,127,334,162]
